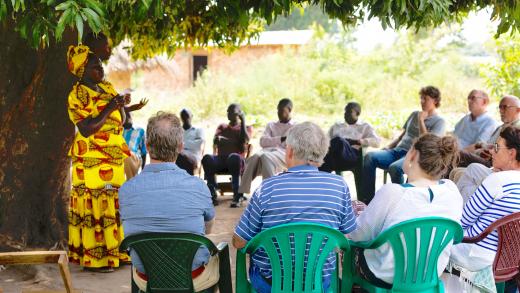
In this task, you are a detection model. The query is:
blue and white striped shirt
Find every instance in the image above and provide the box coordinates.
[123,127,147,157]
[234,165,357,281]
[462,170,520,251]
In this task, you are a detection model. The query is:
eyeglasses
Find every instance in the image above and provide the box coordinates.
[498,105,518,111]
[493,143,509,153]
[467,95,482,101]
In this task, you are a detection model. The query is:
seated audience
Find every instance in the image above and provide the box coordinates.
[350,134,462,288]
[455,95,520,169]
[202,103,252,207]
[319,102,380,173]
[123,107,147,179]
[119,112,217,292]
[238,98,295,194]
[361,86,446,202]
[177,109,205,175]
[232,122,357,293]
[452,89,497,150]
[448,126,520,274]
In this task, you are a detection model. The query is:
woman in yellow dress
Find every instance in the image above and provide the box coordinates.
[66,45,130,272]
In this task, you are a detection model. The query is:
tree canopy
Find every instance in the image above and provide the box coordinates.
[265,5,337,32]
[1,0,519,58]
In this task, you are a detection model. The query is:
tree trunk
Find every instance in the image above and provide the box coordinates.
[0,21,76,249]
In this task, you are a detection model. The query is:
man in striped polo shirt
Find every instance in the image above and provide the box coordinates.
[233,122,357,293]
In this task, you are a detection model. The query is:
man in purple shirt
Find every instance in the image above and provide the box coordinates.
[202,103,253,207]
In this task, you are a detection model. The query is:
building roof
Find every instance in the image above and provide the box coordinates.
[105,30,314,73]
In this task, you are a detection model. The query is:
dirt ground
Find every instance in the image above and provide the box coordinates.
[0,171,385,293]
[0,193,244,293]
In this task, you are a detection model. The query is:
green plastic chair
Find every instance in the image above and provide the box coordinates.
[236,222,353,293]
[120,232,232,293]
[350,217,463,293]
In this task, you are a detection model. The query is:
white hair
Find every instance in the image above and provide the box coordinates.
[286,122,329,164]
[502,95,520,107]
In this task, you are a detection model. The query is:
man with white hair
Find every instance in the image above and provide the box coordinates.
[452,95,520,200]
[119,112,218,292]
[454,95,520,169]
[232,121,357,293]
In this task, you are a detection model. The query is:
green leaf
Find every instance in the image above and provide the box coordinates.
[82,7,101,28]
[31,20,42,47]
[18,18,28,38]
[0,0,7,20]
[83,0,104,17]
[140,0,152,9]
[55,0,73,11]
[55,8,72,40]
[75,13,83,43]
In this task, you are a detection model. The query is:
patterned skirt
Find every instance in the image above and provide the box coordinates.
[68,156,129,268]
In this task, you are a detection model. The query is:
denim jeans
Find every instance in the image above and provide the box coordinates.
[249,264,331,293]
[361,148,408,203]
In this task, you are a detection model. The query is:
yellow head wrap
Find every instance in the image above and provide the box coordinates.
[67,45,91,78]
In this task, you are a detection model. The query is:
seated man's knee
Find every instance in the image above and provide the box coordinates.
[388,162,403,176]
[201,155,213,168]
[467,162,487,172]
[364,152,376,165]
[226,153,243,171]
[259,153,272,165]
[330,136,344,146]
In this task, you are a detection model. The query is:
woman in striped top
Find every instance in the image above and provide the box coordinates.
[450,126,520,271]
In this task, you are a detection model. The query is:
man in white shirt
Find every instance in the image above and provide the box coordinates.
[177,109,205,175]
[319,102,380,173]
[238,99,295,195]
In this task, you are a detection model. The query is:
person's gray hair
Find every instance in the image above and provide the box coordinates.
[146,111,183,162]
[286,121,329,165]
[502,95,520,107]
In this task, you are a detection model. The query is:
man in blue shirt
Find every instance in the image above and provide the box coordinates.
[453,89,498,150]
[123,110,147,179]
[119,111,217,292]
[233,122,357,293]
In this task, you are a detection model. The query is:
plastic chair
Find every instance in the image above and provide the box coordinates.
[120,233,232,293]
[462,212,520,292]
[350,217,463,292]
[236,222,352,293]
[337,147,367,203]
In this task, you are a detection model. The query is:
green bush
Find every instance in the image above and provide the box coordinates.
[136,26,486,139]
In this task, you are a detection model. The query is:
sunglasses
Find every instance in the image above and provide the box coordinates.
[493,143,509,153]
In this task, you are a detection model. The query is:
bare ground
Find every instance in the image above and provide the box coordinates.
[0,170,386,293]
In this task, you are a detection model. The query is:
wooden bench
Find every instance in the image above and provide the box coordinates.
[0,251,77,293]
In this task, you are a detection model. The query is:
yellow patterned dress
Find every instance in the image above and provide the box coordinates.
[67,80,130,268]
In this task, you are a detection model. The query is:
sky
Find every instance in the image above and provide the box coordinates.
[351,9,498,52]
